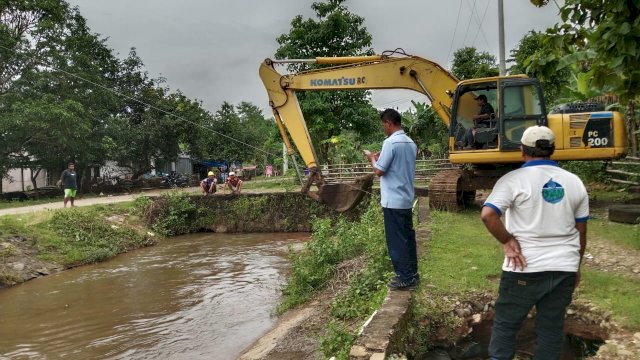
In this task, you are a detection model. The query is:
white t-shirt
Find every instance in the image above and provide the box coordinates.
[484,160,589,273]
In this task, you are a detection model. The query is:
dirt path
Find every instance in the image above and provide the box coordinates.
[0,187,201,217]
[0,186,288,217]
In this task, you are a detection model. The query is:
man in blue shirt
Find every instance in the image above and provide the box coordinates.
[366,109,418,290]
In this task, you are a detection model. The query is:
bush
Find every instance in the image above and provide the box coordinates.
[280,199,389,310]
[278,196,394,358]
[559,160,608,183]
[146,191,208,236]
[45,208,150,266]
[131,195,153,217]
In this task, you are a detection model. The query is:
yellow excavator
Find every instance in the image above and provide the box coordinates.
[259,50,627,211]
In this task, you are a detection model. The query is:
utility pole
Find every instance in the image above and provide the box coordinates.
[498,0,506,76]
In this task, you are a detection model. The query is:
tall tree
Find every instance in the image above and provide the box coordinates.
[528,0,640,155]
[0,0,69,94]
[0,3,116,188]
[274,0,379,164]
[509,31,570,107]
[1,2,212,188]
[196,101,273,165]
[450,47,499,80]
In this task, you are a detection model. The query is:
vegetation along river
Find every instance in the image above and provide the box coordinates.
[0,232,309,359]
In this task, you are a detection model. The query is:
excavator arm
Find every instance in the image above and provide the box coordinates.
[259,55,460,169]
[259,54,463,210]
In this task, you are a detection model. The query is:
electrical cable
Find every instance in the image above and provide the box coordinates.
[460,0,477,47]
[471,0,491,48]
[445,0,464,67]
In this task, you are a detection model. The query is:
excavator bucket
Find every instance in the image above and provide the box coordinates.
[317,174,375,212]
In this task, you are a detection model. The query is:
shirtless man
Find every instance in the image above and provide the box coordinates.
[223,171,243,195]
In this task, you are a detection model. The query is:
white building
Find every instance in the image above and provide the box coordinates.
[2,168,49,192]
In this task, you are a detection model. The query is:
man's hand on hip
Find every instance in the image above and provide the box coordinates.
[503,237,527,271]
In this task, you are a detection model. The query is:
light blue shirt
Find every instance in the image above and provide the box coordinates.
[374,130,417,209]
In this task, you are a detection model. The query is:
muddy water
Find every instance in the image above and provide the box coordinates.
[0,232,308,359]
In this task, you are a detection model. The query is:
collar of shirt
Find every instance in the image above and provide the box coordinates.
[388,129,406,138]
[521,159,559,168]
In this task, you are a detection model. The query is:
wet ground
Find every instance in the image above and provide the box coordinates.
[0,232,308,359]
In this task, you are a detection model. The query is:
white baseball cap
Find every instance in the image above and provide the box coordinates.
[521,125,555,147]
[229,171,236,176]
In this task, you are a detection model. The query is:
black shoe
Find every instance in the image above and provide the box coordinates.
[388,276,418,291]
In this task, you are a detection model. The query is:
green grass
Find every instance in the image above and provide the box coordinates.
[421,210,504,294]
[0,198,61,210]
[0,193,105,210]
[578,270,640,329]
[0,203,153,269]
[278,198,391,359]
[590,219,640,250]
[589,189,634,203]
[242,176,298,191]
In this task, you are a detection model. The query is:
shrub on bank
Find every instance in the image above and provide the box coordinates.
[279,197,393,358]
[39,207,153,267]
[144,191,208,236]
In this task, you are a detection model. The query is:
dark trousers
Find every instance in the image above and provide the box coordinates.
[383,207,417,282]
[490,271,577,360]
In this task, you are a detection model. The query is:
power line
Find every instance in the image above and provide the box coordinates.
[460,0,477,48]
[445,0,464,67]
[471,0,492,48]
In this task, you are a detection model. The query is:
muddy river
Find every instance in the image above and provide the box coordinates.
[0,232,308,359]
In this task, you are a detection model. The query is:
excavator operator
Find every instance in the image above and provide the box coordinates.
[459,94,495,149]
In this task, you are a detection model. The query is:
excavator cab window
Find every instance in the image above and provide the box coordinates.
[451,82,498,150]
[499,79,547,150]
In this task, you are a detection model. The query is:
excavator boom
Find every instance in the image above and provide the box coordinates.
[259,54,460,210]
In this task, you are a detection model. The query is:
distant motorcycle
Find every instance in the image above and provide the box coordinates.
[160,173,189,188]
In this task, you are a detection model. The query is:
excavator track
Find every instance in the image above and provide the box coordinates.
[428,168,475,211]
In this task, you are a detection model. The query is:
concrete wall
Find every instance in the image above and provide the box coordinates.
[146,193,369,234]
[2,168,49,192]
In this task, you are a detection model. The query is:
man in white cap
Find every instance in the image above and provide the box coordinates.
[223,171,243,195]
[480,125,588,360]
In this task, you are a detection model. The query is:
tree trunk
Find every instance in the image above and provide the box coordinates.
[30,167,42,191]
[79,165,88,194]
[626,100,638,157]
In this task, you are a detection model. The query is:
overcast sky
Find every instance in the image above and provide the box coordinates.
[67,0,563,115]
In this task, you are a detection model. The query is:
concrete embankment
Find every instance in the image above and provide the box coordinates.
[144,192,367,234]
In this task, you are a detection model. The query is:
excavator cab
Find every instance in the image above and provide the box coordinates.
[450,77,546,153]
[451,81,500,150]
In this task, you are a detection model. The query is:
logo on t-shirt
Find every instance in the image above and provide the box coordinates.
[542,179,565,204]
